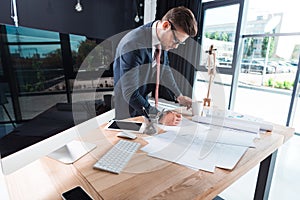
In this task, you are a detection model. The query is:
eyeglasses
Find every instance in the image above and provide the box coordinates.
[168,21,186,45]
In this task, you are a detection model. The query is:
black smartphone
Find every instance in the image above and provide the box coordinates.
[61,186,93,200]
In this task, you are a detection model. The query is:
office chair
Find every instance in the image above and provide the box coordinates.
[0,90,16,128]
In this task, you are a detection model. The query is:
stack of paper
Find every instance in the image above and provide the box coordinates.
[141,118,256,172]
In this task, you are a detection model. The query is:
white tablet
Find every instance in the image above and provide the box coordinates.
[104,120,146,133]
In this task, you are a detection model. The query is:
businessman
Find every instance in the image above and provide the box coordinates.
[113,6,197,126]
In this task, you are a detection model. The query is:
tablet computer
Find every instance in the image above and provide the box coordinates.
[104,120,146,133]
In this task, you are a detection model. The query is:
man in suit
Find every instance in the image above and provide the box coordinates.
[113,6,197,126]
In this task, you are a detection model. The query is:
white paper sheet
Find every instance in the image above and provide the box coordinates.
[192,115,261,135]
[142,117,251,172]
[178,118,256,147]
[215,144,248,169]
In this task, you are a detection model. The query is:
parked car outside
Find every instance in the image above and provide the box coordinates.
[268,61,286,73]
[268,61,297,73]
[241,59,275,74]
[217,57,232,67]
[279,61,297,73]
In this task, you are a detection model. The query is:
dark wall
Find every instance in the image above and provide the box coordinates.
[154,0,202,97]
[0,0,139,39]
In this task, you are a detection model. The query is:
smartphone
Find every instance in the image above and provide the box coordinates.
[61,186,93,200]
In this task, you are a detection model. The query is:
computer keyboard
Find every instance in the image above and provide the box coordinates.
[93,140,141,174]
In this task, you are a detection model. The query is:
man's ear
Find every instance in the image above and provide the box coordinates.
[161,21,171,30]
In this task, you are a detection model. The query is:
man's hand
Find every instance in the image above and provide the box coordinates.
[177,95,192,109]
[159,111,182,126]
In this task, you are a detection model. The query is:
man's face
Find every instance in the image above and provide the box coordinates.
[159,21,189,51]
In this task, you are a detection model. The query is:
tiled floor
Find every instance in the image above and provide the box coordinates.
[0,175,9,200]
[220,134,300,200]
[269,135,300,199]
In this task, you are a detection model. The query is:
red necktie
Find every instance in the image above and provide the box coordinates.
[154,45,161,108]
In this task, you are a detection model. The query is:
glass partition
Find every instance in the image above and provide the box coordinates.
[201,4,240,70]
[0,24,114,122]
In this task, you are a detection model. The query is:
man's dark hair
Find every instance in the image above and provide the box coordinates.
[162,6,198,37]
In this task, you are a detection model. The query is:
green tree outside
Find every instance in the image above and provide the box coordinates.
[261,36,275,58]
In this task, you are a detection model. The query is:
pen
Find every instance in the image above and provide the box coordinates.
[142,107,151,122]
[157,108,165,120]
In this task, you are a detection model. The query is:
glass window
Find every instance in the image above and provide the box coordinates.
[2,24,67,120]
[193,71,232,109]
[70,34,87,73]
[234,0,300,125]
[8,44,64,93]
[245,0,300,34]
[69,34,114,92]
[70,34,113,75]
[6,26,60,43]
[201,4,240,69]
[195,2,241,111]
[235,35,300,124]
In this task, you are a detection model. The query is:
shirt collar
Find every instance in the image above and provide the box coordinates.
[152,21,160,46]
